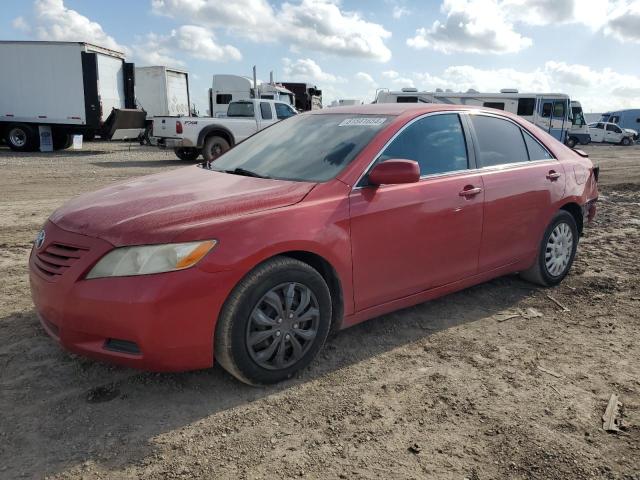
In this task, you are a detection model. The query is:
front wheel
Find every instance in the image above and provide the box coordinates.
[566,137,577,148]
[173,147,200,161]
[520,210,578,287]
[621,137,631,146]
[215,257,332,385]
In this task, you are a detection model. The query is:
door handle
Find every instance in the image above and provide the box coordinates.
[546,171,561,181]
[459,186,482,197]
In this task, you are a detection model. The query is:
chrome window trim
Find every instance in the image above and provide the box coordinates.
[352,110,470,190]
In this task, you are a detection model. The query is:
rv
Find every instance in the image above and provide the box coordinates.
[208,74,294,117]
[600,109,640,140]
[280,82,323,111]
[328,99,362,107]
[0,41,145,151]
[375,88,578,144]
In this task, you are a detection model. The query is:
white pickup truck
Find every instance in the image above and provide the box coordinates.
[153,99,297,162]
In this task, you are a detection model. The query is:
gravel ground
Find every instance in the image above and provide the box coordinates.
[0,141,638,479]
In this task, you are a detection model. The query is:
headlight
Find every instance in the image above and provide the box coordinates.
[86,240,217,279]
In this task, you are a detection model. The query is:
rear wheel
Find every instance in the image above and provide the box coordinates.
[6,124,38,151]
[202,135,230,165]
[215,257,332,385]
[52,131,72,150]
[621,137,631,146]
[566,136,577,148]
[520,210,578,287]
[173,147,200,161]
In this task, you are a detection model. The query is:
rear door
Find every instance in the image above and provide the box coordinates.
[469,113,565,272]
[349,113,484,310]
[589,123,605,142]
[95,53,125,121]
[166,70,190,116]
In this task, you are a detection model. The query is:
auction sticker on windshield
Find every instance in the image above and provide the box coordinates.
[338,118,387,127]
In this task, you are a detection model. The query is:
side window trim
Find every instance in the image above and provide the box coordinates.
[521,129,555,162]
[354,111,472,189]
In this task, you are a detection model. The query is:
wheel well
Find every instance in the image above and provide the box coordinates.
[560,202,583,235]
[203,129,233,147]
[280,251,344,332]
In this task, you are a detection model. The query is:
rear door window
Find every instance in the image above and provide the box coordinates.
[470,115,529,167]
[379,113,468,176]
[260,102,273,120]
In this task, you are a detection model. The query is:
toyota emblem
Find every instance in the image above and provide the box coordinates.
[35,229,46,250]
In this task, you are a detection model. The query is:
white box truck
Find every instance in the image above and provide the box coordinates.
[132,66,191,143]
[0,41,146,151]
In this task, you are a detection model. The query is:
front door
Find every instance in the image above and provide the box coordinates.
[538,97,568,142]
[349,113,484,310]
[605,123,623,143]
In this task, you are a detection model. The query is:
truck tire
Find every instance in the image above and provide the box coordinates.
[52,132,72,150]
[6,124,39,152]
[202,135,230,165]
[621,137,631,146]
[174,147,200,161]
[566,136,577,148]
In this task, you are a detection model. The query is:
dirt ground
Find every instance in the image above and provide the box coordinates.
[0,142,638,480]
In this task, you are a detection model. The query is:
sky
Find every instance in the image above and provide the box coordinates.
[2,0,640,113]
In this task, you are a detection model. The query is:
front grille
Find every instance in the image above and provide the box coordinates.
[33,242,89,280]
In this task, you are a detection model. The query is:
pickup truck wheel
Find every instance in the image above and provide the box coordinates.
[621,137,631,146]
[203,136,230,164]
[6,124,38,151]
[215,256,332,386]
[174,147,200,161]
[520,210,578,287]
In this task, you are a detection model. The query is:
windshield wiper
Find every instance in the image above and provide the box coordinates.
[224,167,270,179]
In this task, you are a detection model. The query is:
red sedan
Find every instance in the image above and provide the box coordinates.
[29,104,599,385]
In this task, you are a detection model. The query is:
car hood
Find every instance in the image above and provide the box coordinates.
[50,166,316,246]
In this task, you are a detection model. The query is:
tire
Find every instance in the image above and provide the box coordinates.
[83,131,96,142]
[520,210,579,287]
[215,256,332,386]
[174,147,200,161]
[566,137,577,148]
[6,124,38,151]
[52,132,72,150]
[621,137,631,146]
[202,135,230,165]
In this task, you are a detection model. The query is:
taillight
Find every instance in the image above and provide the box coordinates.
[176,121,183,134]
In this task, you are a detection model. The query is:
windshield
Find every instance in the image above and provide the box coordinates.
[209,114,392,182]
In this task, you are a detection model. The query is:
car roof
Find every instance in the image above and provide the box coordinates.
[309,103,487,116]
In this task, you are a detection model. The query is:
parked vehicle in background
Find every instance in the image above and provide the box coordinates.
[208,74,294,117]
[328,99,362,107]
[375,88,575,144]
[280,82,323,111]
[588,122,635,145]
[153,99,297,162]
[135,66,190,143]
[30,103,599,384]
[566,101,591,148]
[0,41,145,151]
[600,109,640,141]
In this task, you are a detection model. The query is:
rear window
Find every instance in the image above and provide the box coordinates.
[227,102,254,117]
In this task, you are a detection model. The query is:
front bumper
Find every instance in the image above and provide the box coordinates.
[29,221,234,372]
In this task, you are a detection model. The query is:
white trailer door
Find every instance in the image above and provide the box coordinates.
[96,53,125,121]
[166,71,190,116]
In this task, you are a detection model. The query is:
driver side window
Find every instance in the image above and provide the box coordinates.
[378,114,469,176]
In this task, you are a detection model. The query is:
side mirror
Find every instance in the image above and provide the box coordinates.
[368,159,420,186]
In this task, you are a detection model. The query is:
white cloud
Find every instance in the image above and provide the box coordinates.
[132,25,241,66]
[11,16,30,32]
[392,5,410,19]
[605,1,640,43]
[407,0,533,54]
[282,58,344,83]
[402,62,640,112]
[21,0,127,53]
[151,0,392,61]
[355,72,375,84]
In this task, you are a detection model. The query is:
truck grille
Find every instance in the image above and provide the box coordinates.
[33,243,88,280]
